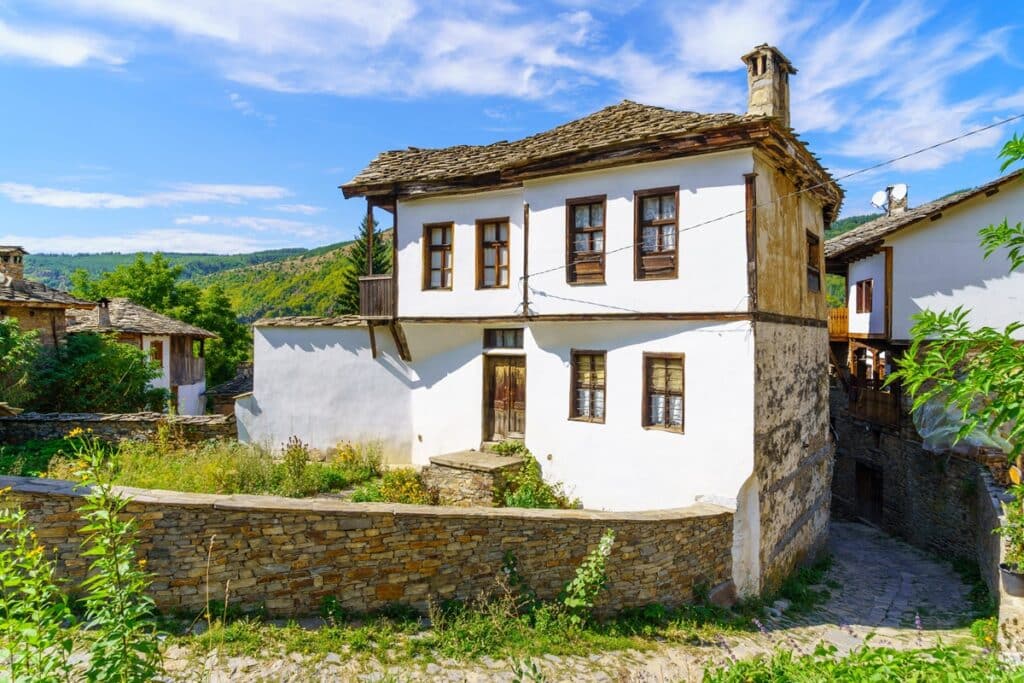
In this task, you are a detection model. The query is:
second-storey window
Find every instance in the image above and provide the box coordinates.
[570,351,606,422]
[643,353,684,432]
[806,230,821,293]
[566,196,606,284]
[423,222,454,290]
[477,219,510,288]
[635,188,679,279]
[149,340,164,369]
[855,278,873,313]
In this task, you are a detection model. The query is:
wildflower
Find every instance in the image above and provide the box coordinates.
[139,558,147,568]
[67,427,84,438]
[753,618,768,635]
[914,612,923,631]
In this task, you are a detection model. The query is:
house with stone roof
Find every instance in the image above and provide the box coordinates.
[825,169,1024,426]
[237,45,843,596]
[67,298,216,415]
[0,246,94,347]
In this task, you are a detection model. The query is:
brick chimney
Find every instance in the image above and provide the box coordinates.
[741,44,796,129]
[0,246,26,282]
[96,298,112,328]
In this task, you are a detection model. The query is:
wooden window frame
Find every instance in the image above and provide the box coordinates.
[855,278,873,314]
[483,328,524,349]
[569,349,606,424]
[565,195,607,285]
[642,352,685,433]
[422,222,454,291]
[634,186,680,281]
[806,230,822,293]
[475,217,511,290]
[149,340,164,369]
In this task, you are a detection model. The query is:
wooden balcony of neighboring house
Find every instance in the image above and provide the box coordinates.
[828,307,849,340]
[848,378,901,427]
[358,274,395,320]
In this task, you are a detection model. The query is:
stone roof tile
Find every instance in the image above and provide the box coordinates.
[66,298,216,338]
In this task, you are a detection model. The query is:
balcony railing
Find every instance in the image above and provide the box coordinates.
[359,275,394,319]
[828,307,849,340]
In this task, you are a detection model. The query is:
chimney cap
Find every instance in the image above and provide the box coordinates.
[741,44,797,75]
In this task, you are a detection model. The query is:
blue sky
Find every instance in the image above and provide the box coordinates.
[0,0,1022,254]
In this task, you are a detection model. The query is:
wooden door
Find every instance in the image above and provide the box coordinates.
[855,462,883,526]
[485,356,525,441]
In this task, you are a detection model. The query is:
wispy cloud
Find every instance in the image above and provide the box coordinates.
[275,203,323,215]
[174,214,325,237]
[0,18,124,67]
[0,229,287,254]
[0,182,290,208]
[227,92,275,124]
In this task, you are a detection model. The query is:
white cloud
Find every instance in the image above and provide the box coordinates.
[275,203,323,215]
[0,229,287,254]
[0,18,124,67]
[228,92,275,124]
[173,214,325,237]
[0,182,290,208]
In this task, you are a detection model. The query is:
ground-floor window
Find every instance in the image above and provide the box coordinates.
[643,353,684,432]
[570,350,605,422]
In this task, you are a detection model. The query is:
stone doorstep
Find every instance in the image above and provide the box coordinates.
[428,450,525,473]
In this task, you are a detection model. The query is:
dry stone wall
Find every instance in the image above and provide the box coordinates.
[420,451,525,507]
[0,412,234,445]
[1,476,733,618]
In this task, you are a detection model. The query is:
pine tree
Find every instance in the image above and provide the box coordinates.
[339,217,391,314]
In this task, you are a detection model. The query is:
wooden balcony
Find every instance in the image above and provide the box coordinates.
[828,307,849,340]
[849,380,900,427]
[359,275,394,319]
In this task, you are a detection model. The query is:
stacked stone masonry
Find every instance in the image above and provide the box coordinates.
[420,451,525,507]
[0,476,733,618]
[0,412,235,445]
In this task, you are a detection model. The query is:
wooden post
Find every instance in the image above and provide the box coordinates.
[522,202,530,317]
[366,199,374,276]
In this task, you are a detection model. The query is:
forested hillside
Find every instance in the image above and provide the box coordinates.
[825,213,881,306]
[25,249,309,290]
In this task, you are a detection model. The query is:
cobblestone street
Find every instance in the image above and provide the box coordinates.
[166,520,979,681]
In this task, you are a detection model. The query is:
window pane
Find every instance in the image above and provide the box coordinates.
[642,226,658,253]
[578,357,592,385]
[574,206,589,228]
[593,355,605,384]
[574,233,589,253]
[576,389,591,417]
[643,197,659,221]
[649,395,665,424]
[484,224,496,241]
[431,227,442,245]
[442,227,452,244]
[592,389,605,418]
[590,203,603,226]
[484,249,496,266]
[666,362,683,393]
[430,271,441,287]
[499,269,509,286]
[661,225,676,250]
[668,396,683,426]
[484,268,496,286]
[431,251,442,268]
[499,246,509,265]
[592,231,604,251]
[498,224,508,241]
[661,195,676,219]
[649,361,666,391]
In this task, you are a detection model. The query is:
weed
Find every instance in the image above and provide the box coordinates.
[352,468,434,504]
[561,529,615,626]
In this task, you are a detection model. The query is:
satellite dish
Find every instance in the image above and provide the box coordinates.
[890,183,908,201]
[871,190,888,209]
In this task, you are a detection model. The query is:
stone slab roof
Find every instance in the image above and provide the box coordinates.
[204,373,253,398]
[0,279,93,308]
[826,169,1024,262]
[255,315,364,328]
[429,450,525,473]
[66,298,216,338]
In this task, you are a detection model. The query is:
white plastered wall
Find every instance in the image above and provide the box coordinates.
[176,381,206,416]
[886,185,1024,340]
[847,253,886,336]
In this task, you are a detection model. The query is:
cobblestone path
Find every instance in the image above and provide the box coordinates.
[164,521,978,682]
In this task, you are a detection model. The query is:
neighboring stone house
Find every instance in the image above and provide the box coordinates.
[825,169,1024,427]
[238,45,843,596]
[0,246,93,346]
[203,363,253,416]
[67,298,216,415]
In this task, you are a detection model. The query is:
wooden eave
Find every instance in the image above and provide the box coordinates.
[0,300,94,310]
[341,121,841,213]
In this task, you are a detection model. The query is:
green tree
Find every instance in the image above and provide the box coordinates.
[31,333,166,413]
[71,253,184,312]
[191,285,249,384]
[338,217,391,314]
[0,319,41,408]
[890,134,1024,459]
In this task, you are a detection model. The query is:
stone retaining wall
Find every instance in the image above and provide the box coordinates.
[0,476,733,618]
[0,412,235,445]
[420,451,525,507]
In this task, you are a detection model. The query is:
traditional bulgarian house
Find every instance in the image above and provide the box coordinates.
[825,169,1024,426]
[66,298,216,415]
[0,246,93,346]
[238,45,843,595]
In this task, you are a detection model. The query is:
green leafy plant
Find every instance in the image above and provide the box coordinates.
[74,436,162,682]
[351,468,434,504]
[0,318,41,409]
[1000,483,1024,574]
[503,453,579,510]
[0,493,74,682]
[560,529,615,627]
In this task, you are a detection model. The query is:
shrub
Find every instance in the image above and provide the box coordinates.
[503,454,579,510]
[561,529,615,626]
[352,468,434,504]
[0,318,41,408]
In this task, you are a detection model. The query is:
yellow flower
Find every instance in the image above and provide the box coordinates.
[67,427,84,438]
[139,559,147,568]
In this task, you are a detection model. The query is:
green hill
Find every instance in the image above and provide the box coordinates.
[26,249,309,290]
[826,213,880,240]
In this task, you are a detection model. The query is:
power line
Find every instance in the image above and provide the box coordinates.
[521,112,1024,282]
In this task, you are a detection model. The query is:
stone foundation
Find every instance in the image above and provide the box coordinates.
[1,475,733,618]
[420,451,525,507]
[0,412,235,445]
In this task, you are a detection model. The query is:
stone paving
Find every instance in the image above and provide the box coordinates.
[161,521,978,682]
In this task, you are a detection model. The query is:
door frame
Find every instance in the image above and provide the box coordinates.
[482,353,526,442]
